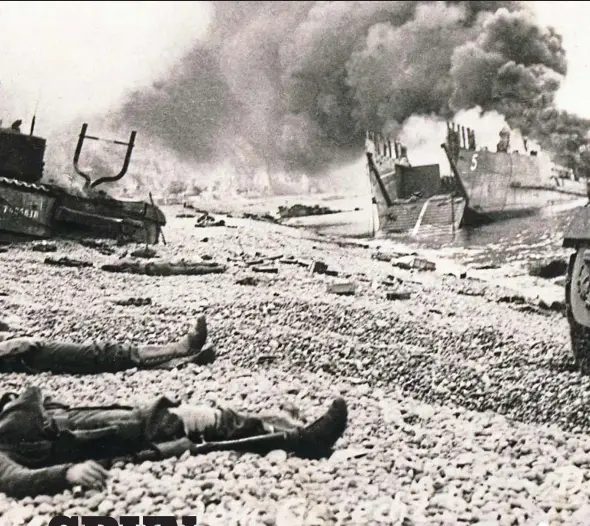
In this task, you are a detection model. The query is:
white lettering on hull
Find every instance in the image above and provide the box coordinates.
[0,204,41,220]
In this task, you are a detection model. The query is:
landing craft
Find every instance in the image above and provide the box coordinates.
[366,123,587,237]
[0,119,166,243]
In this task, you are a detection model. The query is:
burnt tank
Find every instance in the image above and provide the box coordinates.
[0,119,166,244]
[563,191,590,373]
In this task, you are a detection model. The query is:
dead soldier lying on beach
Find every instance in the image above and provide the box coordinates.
[0,386,348,497]
[0,315,214,374]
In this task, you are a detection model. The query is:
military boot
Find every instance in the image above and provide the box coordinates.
[134,315,212,368]
[283,397,348,458]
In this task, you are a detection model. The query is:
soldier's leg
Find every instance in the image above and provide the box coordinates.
[7,315,209,374]
[169,398,348,458]
[170,404,303,442]
[131,315,211,369]
[13,339,137,374]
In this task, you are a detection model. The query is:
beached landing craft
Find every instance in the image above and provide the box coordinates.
[365,131,466,237]
[366,123,587,237]
[0,119,166,243]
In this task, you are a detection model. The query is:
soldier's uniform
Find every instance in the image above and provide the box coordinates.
[0,316,213,374]
[0,387,347,497]
[497,127,511,153]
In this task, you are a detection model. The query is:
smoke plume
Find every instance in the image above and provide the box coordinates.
[2,1,588,196]
[109,0,590,191]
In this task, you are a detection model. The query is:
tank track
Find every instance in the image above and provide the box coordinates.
[0,176,53,194]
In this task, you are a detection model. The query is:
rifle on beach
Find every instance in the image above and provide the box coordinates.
[98,429,331,468]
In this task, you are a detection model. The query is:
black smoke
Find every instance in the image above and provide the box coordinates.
[113,1,589,180]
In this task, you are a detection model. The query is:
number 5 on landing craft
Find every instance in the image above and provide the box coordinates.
[470,153,478,171]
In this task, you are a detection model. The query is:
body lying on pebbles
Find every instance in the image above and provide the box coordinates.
[0,205,585,525]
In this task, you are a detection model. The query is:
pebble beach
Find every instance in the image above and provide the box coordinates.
[1,205,589,526]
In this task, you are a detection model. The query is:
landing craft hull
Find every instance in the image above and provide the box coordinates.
[366,153,466,237]
[366,130,589,238]
[455,147,587,219]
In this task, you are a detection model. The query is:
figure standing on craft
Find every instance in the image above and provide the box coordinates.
[497,127,511,153]
[9,120,22,133]
[365,135,376,158]
[396,144,411,167]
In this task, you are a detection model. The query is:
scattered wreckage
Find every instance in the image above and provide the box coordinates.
[0,119,166,244]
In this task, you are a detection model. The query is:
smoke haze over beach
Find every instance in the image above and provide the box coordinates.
[1,1,589,195]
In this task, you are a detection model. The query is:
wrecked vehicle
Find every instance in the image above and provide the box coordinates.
[564,197,590,373]
[277,204,340,219]
[0,120,166,244]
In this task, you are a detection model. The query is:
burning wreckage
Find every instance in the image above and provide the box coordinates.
[0,119,166,244]
[366,123,587,237]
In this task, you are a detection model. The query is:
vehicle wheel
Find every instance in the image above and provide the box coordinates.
[566,247,590,374]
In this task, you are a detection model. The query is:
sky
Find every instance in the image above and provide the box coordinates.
[532,1,590,118]
[0,1,588,136]
[0,1,214,134]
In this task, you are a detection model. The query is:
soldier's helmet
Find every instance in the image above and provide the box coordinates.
[499,126,511,138]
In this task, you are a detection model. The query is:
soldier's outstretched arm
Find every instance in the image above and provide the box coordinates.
[0,453,110,498]
[0,452,73,498]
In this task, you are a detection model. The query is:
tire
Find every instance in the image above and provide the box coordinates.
[566,247,590,373]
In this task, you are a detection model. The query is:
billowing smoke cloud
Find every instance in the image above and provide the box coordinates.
[2,1,587,197]
[111,0,589,190]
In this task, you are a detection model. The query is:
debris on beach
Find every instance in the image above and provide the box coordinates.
[391,255,436,272]
[195,212,226,228]
[309,260,339,277]
[498,291,564,313]
[528,257,568,279]
[44,256,93,268]
[252,265,279,274]
[384,289,412,301]
[327,280,356,295]
[242,212,279,224]
[78,239,116,255]
[279,257,311,268]
[279,257,300,266]
[31,242,57,253]
[236,276,259,286]
[111,297,152,306]
[436,260,468,279]
[372,250,415,262]
[130,246,158,259]
[277,203,340,219]
[101,259,227,276]
[245,259,265,267]
[457,287,486,297]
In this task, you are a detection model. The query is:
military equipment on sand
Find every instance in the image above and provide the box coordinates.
[563,198,590,372]
[0,120,166,244]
